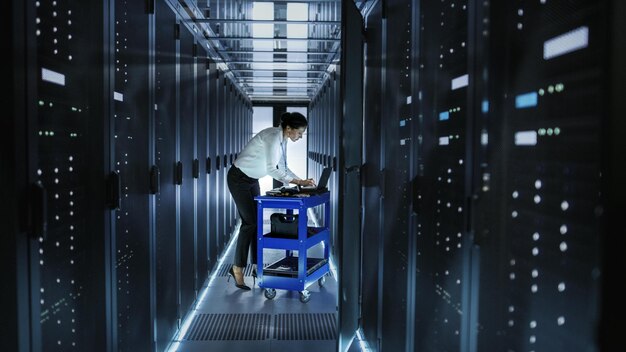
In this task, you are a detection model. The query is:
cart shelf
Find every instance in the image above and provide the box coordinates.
[255,192,331,303]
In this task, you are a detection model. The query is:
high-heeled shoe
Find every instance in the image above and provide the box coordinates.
[228,266,251,291]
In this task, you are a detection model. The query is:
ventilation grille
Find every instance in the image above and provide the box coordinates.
[183,313,337,341]
[184,313,271,341]
[273,313,337,340]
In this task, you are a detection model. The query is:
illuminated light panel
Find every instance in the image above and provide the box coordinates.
[481,130,488,146]
[41,68,66,86]
[543,26,589,60]
[252,2,274,73]
[451,74,469,90]
[113,92,124,102]
[514,131,537,146]
[439,136,450,145]
[515,92,538,108]
[287,2,309,97]
[439,111,450,121]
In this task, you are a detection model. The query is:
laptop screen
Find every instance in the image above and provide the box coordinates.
[300,167,332,191]
[316,167,332,189]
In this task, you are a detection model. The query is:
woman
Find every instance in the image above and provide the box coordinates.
[226,111,315,290]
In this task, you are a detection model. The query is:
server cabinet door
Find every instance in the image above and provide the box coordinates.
[207,63,219,268]
[216,71,226,252]
[6,2,39,351]
[179,23,197,318]
[196,51,210,286]
[154,2,179,350]
[112,0,152,351]
[338,2,364,351]
[360,0,384,346]
[30,0,112,351]
[475,2,608,351]
[413,0,475,350]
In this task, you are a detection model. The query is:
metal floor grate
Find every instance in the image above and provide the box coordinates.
[183,313,337,341]
[183,313,271,341]
[273,313,337,340]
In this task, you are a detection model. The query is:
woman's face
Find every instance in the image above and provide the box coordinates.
[285,126,306,142]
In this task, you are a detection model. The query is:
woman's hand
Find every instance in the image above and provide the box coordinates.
[294,178,316,187]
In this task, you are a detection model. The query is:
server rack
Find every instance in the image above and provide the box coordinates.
[154,2,179,350]
[196,49,210,296]
[6,1,252,351]
[474,2,609,350]
[112,0,152,350]
[360,1,384,349]
[6,0,623,351]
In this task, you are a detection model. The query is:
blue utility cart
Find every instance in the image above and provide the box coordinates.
[255,192,330,303]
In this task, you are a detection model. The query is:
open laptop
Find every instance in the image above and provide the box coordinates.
[298,167,332,195]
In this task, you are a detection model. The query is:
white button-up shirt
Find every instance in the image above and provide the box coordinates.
[234,127,299,184]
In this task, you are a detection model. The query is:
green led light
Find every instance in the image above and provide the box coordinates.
[72,107,78,111]
[39,101,45,106]
[538,128,546,136]
[554,127,560,135]
[548,85,554,93]
[538,88,545,96]
[555,83,564,92]
[547,128,553,135]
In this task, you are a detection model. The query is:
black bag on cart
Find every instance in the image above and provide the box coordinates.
[270,213,299,238]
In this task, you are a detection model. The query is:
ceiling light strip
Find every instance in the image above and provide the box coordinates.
[197,19,340,25]
[222,50,336,55]
[231,69,327,73]
[214,37,340,42]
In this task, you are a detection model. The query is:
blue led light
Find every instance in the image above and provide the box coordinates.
[515,92,538,109]
[482,100,489,113]
[439,111,450,120]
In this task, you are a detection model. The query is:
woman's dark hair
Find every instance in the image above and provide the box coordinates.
[280,112,308,129]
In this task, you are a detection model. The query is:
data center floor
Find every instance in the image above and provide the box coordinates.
[171,216,340,352]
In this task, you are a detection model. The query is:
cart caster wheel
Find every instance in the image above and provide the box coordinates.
[264,288,276,300]
[299,290,311,303]
[318,275,326,287]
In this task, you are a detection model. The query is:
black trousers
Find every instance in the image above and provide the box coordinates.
[227,166,260,268]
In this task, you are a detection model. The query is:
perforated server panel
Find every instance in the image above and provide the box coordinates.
[179,20,198,320]
[196,48,210,291]
[33,0,110,350]
[154,2,179,350]
[412,0,473,350]
[475,1,607,350]
[112,1,152,350]
[380,0,419,351]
